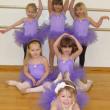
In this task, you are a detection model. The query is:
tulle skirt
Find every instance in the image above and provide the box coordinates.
[68,27,97,46]
[15,29,47,46]
[19,72,49,87]
[19,72,40,87]
[46,66,86,82]
[38,24,71,40]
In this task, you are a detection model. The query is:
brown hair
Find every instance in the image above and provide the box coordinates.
[52,0,63,6]
[52,0,63,11]
[59,35,78,55]
[26,3,37,12]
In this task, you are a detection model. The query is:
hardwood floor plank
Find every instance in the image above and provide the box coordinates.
[0,72,110,110]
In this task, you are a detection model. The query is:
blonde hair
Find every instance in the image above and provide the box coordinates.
[74,2,87,18]
[23,40,42,66]
[26,3,37,12]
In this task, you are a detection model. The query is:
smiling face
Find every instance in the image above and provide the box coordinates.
[74,3,87,18]
[75,6,85,17]
[28,42,41,58]
[58,89,75,108]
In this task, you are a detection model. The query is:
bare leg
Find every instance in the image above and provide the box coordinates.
[25,85,45,93]
[53,73,63,84]
[75,79,93,92]
[7,80,20,86]
[48,40,55,71]
[64,72,71,81]
[7,80,31,92]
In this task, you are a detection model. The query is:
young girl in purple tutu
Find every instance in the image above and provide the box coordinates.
[40,80,88,110]
[2,0,44,58]
[6,40,50,93]
[47,0,69,70]
[52,33,93,91]
[69,0,109,67]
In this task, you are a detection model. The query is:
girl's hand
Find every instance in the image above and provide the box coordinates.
[62,32,70,36]
[32,78,37,86]
[36,80,42,86]
[62,33,75,39]
[0,29,7,33]
[1,26,13,33]
[101,16,109,20]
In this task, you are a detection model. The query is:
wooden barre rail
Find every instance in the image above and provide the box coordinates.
[0,5,110,12]
[0,26,110,31]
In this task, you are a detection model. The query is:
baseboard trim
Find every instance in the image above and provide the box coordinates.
[0,65,23,72]
[0,65,110,73]
[85,67,110,73]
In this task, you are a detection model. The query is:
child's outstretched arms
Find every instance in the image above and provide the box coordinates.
[36,0,43,19]
[64,33,83,59]
[69,0,75,19]
[48,0,53,14]
[88,16,109,28]
[1,18,25,33]
[53,33,68,58]
[63,0,69,13]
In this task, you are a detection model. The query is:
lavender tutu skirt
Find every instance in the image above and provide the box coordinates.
[15,29,46,46]
[46,66,85,82]
[70,67,85,81]
[19,72,39,87]
[39,24,71,40]
[19,72,49,87]
[72,28,97,45]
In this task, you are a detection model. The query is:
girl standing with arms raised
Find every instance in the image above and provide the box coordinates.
[3,0,44,58]
[69,0,109,67]
[48,0,69,70]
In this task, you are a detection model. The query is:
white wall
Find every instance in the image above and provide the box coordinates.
[0,0,110,67]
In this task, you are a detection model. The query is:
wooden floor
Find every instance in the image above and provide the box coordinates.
[0,71,110,110]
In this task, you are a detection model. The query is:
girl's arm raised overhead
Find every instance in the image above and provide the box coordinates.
[69,0,75,19]
[36,57,49,86]
[88,16,109,28]
[48,0,53,14]
[63,0,69,13]
[68,34,83,59]
[36,0,43,19]
[4,18,25,33]
[53,33,68,58]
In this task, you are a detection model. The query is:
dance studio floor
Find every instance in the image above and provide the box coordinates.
[0,70,110,110]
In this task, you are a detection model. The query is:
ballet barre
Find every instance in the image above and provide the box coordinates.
[0,5,110,12]
[0,26,110,32]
